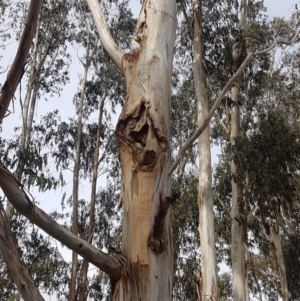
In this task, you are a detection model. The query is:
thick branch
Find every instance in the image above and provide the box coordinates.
[85,0,124,70]
[0,165,123,281]
[167,51,254,176]
[0,203,45,301]
[0,0,43,123]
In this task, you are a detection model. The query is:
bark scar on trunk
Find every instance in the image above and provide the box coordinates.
[148,192,179,254]
[117,99,168,171]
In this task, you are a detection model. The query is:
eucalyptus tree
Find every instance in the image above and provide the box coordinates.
[192,0,218,299]
[0,1,299,301]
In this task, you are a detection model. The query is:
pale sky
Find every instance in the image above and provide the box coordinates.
[265,0,299,18]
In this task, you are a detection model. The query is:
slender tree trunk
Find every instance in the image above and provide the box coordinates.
[193,0,217,300]
[69,29,93,301]
[270,218,289,301]
[230,1,247,300]
[78,94,105,301]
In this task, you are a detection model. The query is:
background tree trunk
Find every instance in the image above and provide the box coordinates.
[230,1,247,300]
[271,217,289,301]
[193,0,218,300]
[78,91,104,301]
[69,28,93,301]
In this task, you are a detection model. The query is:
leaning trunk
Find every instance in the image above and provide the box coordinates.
[193,0,218,300]
[113,1,176,299]
[230,1,247,300]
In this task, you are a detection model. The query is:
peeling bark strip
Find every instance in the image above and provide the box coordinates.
[148,192,179,253]
[0,0,43,123]
[0,203,45,301]
[0,165,124,281]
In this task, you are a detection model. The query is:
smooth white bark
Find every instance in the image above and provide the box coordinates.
[85,0,124,70]
[193,0,218,299]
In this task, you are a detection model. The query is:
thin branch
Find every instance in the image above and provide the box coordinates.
[215,114,230,134]
[249,252,263,301]
[215,195,233,220]
[256,28,300,56]
[0,0,43,123]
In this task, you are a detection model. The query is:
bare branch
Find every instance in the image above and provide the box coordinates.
[0,164,124,281]
[85,0,124,70]
[0,203,45,301]
[167,51,255,176]
[215,195,233,220]
[0,0,43,123]
[255,28,300,55]
[168,26,300,177]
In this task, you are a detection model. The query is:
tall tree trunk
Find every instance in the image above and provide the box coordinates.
[110,1,176,299]
[69,28,92,301]
[230,1,247,300]
[270,217,289,301]
[78,93,105,301]
[193,0,218,300]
